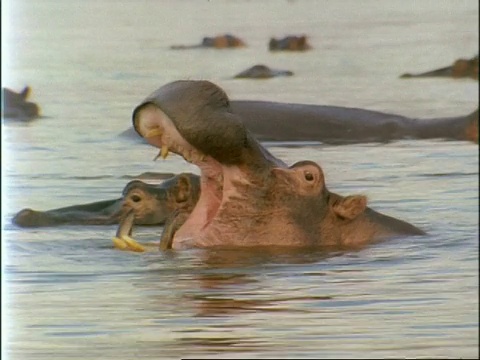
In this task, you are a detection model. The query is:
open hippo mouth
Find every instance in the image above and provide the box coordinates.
[130,80,328,249]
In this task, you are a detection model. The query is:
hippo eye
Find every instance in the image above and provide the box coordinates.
[131,195,142,202]
[304,171,314,182]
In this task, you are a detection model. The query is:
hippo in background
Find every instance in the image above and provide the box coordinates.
[269,35,312,51]
[400,55,479,80]
[170,34,246,50]
[120,100,479,145]
[12,173,200,228]
[233,65,294,79]
[118,80,426,252]
[2,86,40,120]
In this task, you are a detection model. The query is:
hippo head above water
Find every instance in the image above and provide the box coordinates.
[2,86,40,120]
[130,80,425,250]
[119,174,200,226]
[12,173,200,228]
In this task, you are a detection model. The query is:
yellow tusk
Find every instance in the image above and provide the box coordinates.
[112,237,129,250]
[121,235,146,252]
[153,145,169,161]
[161,144,169,159]
[145,128,163,138]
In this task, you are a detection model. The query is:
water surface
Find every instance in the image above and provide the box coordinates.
[2,0,479,359]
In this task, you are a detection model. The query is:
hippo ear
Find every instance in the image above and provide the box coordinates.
[332,195,367,220]
[174,175,191,203]
[20,86,31,100]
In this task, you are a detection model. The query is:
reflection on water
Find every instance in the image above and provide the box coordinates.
[4,217,479,359]
[3,0,479,359]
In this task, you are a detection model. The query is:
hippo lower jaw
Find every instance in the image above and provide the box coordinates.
[112,210,146,252]
[134,104,291,249]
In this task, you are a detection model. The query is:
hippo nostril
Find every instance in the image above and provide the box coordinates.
[131,195,142,202]
[304,171,314,182]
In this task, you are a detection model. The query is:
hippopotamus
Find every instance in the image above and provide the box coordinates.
[170,34,246,50]
[233,65,294,79]
[2,86,40,120]
[400,55,479,80]
[269,35,312,51]
[120,80,426,251]
[12,173,200,228]
[121,100,479,144]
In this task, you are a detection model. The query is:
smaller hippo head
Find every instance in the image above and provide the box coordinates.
[119,173,200,226]
[268,35,312,51]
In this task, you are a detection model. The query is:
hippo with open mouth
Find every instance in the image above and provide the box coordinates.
[123,80,425,251]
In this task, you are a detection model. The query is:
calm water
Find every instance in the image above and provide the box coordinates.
[2,0,479,359]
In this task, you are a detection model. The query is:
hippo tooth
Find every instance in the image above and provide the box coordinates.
[152,145,169,161]
[184,150,193,163]
[112,236,146,253]
[120,235,146,252]
[145,128,163,138]
[112,237,129,250]
[161,144,169,159]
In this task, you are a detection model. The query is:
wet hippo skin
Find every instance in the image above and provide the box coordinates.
[400,55,478,80]
[121,100,478,145]
[2,86,40,120]
[269,35,312,51]
[124,80,427,251]
[233,64,294,79]
[170,34,246,50]
[12,173,200,228]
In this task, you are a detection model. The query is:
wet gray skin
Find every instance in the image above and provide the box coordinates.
[121,98,479,145]
[130,80,426,250]
[170,34,246,50]
[400,54,478,80]
[269,35,312,51]
[233,65,294,79]
[12,173,200,228]
[2,86,40,120]
[13,198,123,227]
